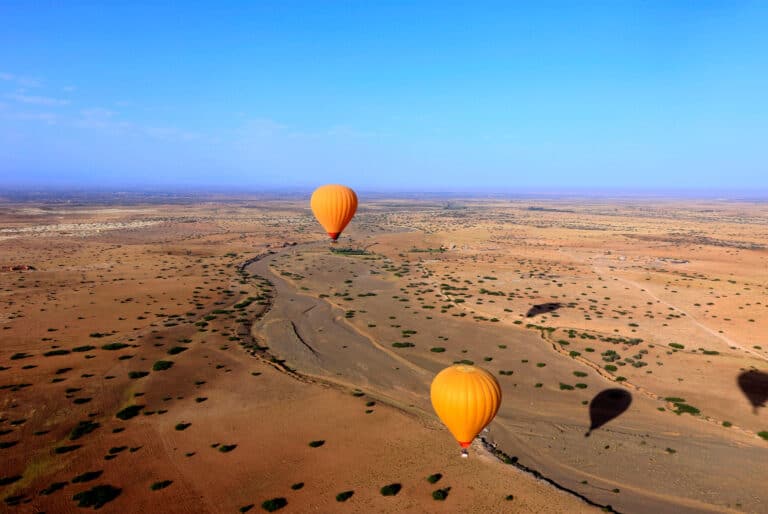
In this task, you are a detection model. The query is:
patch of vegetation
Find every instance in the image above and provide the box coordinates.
[153,360,174,371]
[44,349,71,357]
[167,346,188,355]
[150,480,173,490]
[559,383,575,391]
[175,422,191,431]
[670,402,700,416]
[128,371,149,379]
[72,345,96,352]
[71,485,122,509]
[116,405,144,420]
[70,420,100,440]
[336,490,354,502]
[195,397,207,403]
[573,371,588,377]
[309,440,325,448]
[427,473,442,484]
[261,497,287,511]
[430,347,446,353]
[219,444,237,453]
[380,483,402,496]
[72,471,103,483]
[55,444,82,454]
[391,342,415,348]
[669,343,684,350]
[291,482,304,490]
[41,481,68,495]
[432,487,451,501]
[758,431,768,441]
[101,342,129,350]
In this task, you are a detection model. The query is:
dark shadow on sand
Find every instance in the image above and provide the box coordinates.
[586,388,632,436]
[737,370,768,414]
[526,302,562,318]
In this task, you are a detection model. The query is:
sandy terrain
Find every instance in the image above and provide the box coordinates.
[1,195,767,513]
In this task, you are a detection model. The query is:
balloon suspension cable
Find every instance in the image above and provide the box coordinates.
[460,448,469,458]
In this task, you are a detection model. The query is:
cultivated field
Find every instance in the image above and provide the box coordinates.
[1,194,767,513]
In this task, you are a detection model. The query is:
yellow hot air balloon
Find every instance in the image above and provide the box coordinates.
[310,184,358,241]
[430,364,501,456]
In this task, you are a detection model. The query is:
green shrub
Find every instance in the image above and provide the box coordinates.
[392,342,415,348]
[72,485,121,508]
[261,497,287,511]
[72,471,103,483]
[380,483,402,496]
[427,473,442,484]
[432,487,451,501]
[72,345,96,352]
[128,371,149,379]
[758,431,768,441]
[336,491,354,502]
[669,343,684,349]
[70,421,100,440]
[101,342,129,350]
[153,360,174,371]
[150,480,173,490]
[573,371,588,377]
[430,347,446,353]
[308,440,325,448]
[116,405,143,420]
[290,482,304,490]
[167,346,188,355]
[44,349,71,357]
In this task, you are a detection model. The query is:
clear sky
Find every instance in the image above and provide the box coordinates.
[1,1,767,192]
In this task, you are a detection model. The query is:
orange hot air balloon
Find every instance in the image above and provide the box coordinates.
[430,364,501,456]
[310,184,358,241]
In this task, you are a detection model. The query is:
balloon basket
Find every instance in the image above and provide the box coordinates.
[460,449,469,458]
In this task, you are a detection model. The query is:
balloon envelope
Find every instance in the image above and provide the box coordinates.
[430,364,501,448]
[310,184,358,241]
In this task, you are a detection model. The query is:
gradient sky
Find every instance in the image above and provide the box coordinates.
[1,1,767,192]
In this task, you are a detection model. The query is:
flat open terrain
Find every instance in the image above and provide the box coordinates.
[1,194,767,513]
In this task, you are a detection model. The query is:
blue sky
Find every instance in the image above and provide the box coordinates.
[1,1,767,192]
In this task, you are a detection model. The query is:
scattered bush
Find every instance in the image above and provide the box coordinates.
[309,440,325,448]
[261,497,287,511]
[116,405,144,420]
[336,491,354,502]
[432,487,451,501]
[380,483,402,496]
[71,485,122,509]
[153,360,174,371]
[150,480,172,490]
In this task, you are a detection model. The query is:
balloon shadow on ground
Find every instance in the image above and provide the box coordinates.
[737,370,768,414]
[585,389,632,437]
[526,302,562,318]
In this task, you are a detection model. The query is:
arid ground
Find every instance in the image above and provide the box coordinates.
[1,193,767,513]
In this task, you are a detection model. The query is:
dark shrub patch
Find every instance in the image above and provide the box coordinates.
[380,483,402,496]
[44,349,71,357]
[308,440,325,448]
[72,484,122,508]
[427,473,442,484]
[101,343,129,350]
[219,444,237,453]
[291,482,304,490]
[167,346,188,355]
[175,423,191,431]
[261,497,287,511]
[116,405,143,420]
[72,471,103,483]
[72,345,96,353]
[150,480,173,490]
[55,444,82,454]
[70,421,100,440]
[195,397,207,403]
[0,440,19,449]
[128,371,149,379]
[336,490,354,502]
[0,475,22,486]
[432,487,451,500]
[41,481,68,495]
[153,360,174,371]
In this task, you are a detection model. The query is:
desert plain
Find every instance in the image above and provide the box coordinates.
[1,192,767,513]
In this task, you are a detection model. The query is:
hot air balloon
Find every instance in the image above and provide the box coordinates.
[310,184,358,241]
[430,364,501,457]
